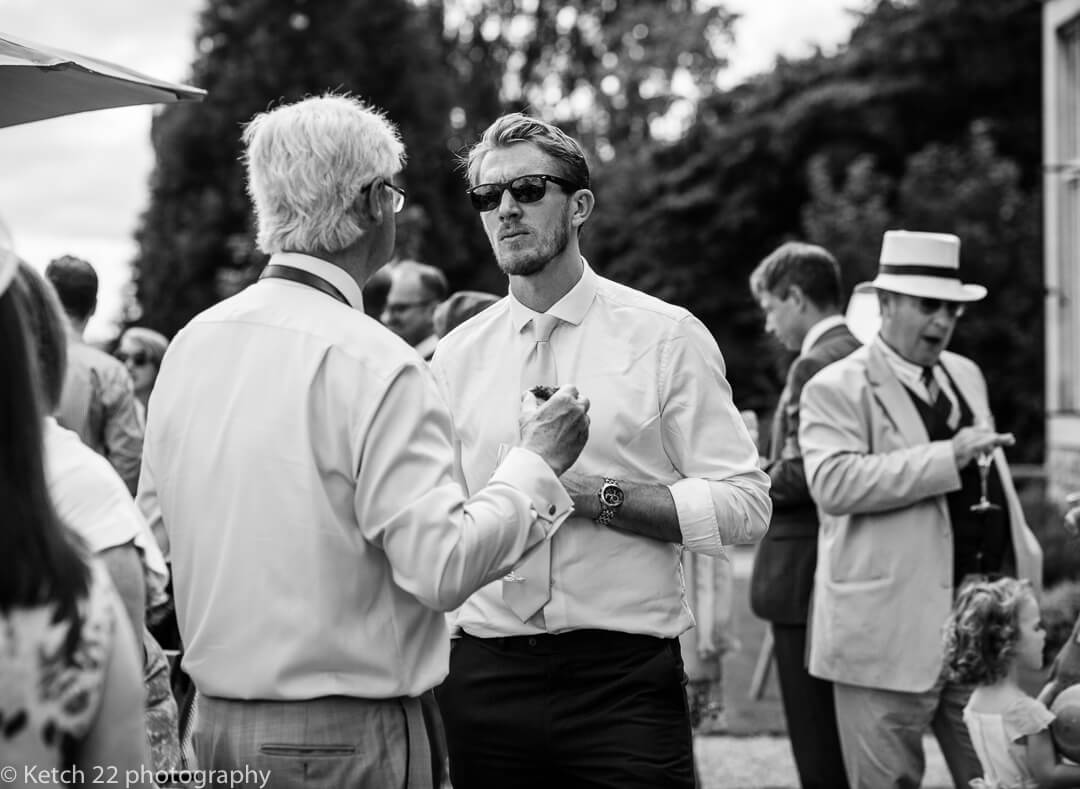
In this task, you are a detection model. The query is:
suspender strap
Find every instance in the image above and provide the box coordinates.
[259,264,349,306]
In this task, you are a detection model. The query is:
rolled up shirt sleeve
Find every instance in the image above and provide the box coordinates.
[662,317,772,555]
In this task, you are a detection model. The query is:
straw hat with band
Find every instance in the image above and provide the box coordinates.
[853,230,986,303]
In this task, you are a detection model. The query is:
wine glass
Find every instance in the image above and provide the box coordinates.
[970,415,1001,513]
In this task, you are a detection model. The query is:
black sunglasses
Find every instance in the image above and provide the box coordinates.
[466,174,580,212]
[912,297,965,318]
[115,350,152,366]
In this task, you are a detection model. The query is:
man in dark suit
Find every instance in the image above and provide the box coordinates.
[748,242,859,789]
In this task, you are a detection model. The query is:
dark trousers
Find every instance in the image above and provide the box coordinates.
[436,630,695,789]
[772,623,849,789]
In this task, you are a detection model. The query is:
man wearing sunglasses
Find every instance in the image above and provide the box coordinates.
[136,95,591,789]
[798,230,1043,788]
[430,113,771,788]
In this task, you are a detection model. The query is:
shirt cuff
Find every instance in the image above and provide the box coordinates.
[490,447,574,537]
[670,477,726,557]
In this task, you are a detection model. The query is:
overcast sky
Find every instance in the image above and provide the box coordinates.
[0,0,861,339]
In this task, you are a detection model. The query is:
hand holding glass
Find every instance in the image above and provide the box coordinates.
[971,416,1001,513]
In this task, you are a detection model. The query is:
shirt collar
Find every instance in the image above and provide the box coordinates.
[413,333,439,360]
[800,314,847,357]
[507,257,597,333]
[874,333,931,393]
[268,252,365,311]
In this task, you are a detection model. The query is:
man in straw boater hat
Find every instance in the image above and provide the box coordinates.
[796,230,1043,788]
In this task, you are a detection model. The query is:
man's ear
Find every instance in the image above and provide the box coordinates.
[355,182,384,228]
[569,189,595,229]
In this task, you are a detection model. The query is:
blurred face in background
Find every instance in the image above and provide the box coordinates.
[381,271,437,347]
[116,336,160,398]
[757,287,805,352]
[1014,593,1046,672]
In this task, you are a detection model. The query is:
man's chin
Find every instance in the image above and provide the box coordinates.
[497,255,549,277]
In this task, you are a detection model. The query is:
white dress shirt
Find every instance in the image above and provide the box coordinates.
[430,261,770,639]
[875,334,960,418]
[138,252,572,700]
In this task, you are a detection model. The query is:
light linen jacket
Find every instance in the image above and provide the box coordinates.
[799,343,1042,693]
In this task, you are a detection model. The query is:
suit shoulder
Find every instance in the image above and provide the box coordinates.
[940,350,981,377]
[804,345,870,390]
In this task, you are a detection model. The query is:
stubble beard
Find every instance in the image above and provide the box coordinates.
[493,211,571,278]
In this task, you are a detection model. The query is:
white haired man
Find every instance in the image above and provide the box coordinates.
[799,230,1043,788]
[137,95,591,789]
[430,113,771,788]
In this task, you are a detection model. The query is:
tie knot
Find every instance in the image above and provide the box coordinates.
[530,313,560,343]
[921,366,936,387]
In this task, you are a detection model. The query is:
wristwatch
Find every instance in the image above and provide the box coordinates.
[596,478,625,527]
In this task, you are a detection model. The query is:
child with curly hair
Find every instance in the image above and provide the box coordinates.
[945,577,1080,788]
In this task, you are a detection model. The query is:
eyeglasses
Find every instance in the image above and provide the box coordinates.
[466,174,580,212]
[115,350,152,367]
[382,300,434,316]
[912,297,966,318]
[364,179,406,214]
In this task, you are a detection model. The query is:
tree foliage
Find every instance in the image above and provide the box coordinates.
[445,0,736,158]
[583,0,1043,441]
[131,0,1044,457]
[132,0,492,336]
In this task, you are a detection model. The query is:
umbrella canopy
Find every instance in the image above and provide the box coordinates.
[0,32,205,128]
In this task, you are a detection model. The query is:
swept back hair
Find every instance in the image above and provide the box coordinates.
[243,94,406,255]
[13,262,68,413]
[749,241,843,310]
[0,250,90,643]
[463,112,590,190]
[944,576,1034,685]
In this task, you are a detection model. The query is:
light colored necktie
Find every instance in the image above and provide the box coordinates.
[503,313,559,623]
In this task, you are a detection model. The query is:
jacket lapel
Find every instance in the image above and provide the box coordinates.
[939,355,990,424]
[865,342,929,447]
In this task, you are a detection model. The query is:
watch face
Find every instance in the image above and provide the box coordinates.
[600,484,624,507]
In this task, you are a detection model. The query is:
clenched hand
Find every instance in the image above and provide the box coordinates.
[951,425,1015,469]
[519,385,590,477]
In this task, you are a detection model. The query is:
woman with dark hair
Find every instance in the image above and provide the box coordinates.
[0,250,149,781]
[13,261,180,775]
